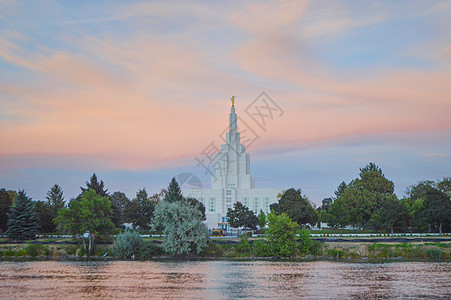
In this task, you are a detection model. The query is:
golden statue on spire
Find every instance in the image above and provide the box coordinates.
[231,95,236,107]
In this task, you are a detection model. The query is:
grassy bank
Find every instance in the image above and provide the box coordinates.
[1,239,451,261]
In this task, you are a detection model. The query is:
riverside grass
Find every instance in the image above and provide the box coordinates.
[1,239,450,261]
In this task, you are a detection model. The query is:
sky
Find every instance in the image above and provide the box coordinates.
[0,0,450,206]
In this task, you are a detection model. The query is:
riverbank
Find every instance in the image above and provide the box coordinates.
[1,238,450,261]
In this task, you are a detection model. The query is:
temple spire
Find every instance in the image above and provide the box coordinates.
[229,97,237,136]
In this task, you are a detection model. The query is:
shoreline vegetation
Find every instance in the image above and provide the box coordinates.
[1,236,450,262]
[2,168,450,263]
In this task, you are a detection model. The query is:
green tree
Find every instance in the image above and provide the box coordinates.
[266,211,299,257]
[378,198,411,234]
[270,188,317,227]
[321,197,333,211]
[413,184,451,233]
[0,189,13,234]
[6,190,39,241]
[437,177,451,197]
[110,191,131,227]
[334,182,347,199]
[164,177,183,203]
[185,197,206,220]
[327,197,349,233]
[46,184,65,216]
[81,173,109,197]
[56,189,114,254]
[124,189,155,230]
[226,202,258,230]
[34,201,55,233]
[338,163,397,230]
[408,181,451,233]
[257,209,266,229]
[153,200,209,255]
[7,191,17,205]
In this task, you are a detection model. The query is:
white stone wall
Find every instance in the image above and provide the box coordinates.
[181,104,282,229]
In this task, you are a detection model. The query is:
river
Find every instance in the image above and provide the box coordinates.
[0,260,450,299]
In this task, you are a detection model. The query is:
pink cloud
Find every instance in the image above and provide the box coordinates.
[1,0,450,174]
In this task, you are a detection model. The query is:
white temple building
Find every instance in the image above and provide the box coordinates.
[183,98,281,229]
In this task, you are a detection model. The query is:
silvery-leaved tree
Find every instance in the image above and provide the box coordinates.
[153,200,209,255]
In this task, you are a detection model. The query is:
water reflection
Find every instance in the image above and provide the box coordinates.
[0,260,450,299]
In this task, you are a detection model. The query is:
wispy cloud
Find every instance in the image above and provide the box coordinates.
[0,0,450,187]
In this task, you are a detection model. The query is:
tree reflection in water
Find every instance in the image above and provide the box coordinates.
[0,261,450,299]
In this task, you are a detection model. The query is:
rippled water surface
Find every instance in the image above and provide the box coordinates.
[0,260,450,299]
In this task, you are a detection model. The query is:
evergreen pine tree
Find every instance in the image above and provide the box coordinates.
[164,177,183,203]
[81,173,109,197]
[6,190,39,241]
[46,184,65,218]
[0,189,13,234]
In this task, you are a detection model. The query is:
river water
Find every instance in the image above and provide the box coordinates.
[0,260,450,299]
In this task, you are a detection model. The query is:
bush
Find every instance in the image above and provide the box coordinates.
[199,241,224,257]
[266,212,299,258]
[426,248,442,260]
[65,245,78,255]
[24,244,42,257]
[95,247,109,257]
[15,249,26,256]
[298,228,323,256]
[236,236,252,256]
[139,240,163,259]
[327,248,346,259]
[113,231,144,259]
[252,239,271,257]
[77,246,88,257]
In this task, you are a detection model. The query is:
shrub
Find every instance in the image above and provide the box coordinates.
[65,245,78,255]
[15,249,26,256]
[77,246,88,257]
[298,228,323,255]
[426,248,442,260]
[236,236,252,256]
[113,231,144,259]
[24,244,42,257]
[266,212,299,258]
[327,248,346,259]
[95,248,109,257]
[200,241,224,257]
[252,239,271,257]
[139,240,163,259]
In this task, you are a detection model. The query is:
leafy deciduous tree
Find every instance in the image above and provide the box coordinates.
[110,191,131,227]
[56,189,114,254]
[337,163,397,230]
[270,188,317,227]
[34,201,55,233]
[327,197,349,233]
[266,211,299,257]
[377,198,411,234]
[153,200,209,255]
[185,197,206,220]
[124,189,156,230]
[226,202,258,230]
[257,209,266,229]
